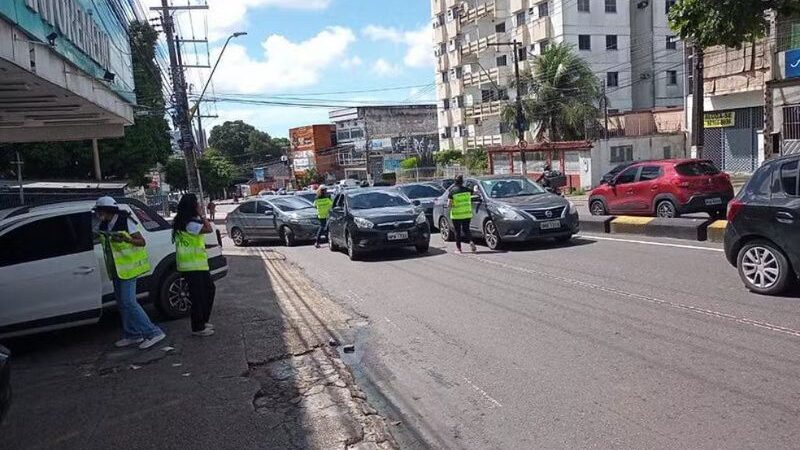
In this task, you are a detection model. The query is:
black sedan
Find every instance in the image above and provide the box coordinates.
[0,345,9,424]
[394,182,445,229]
[437,175,580,250]
[328,188,431,260]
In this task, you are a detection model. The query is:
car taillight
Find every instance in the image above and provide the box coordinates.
[674,179,691,188]
[727,199,744,222]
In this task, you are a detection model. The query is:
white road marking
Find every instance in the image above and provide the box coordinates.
[578,234,724,252]
[470,256,800,340]
[463,377,503,408]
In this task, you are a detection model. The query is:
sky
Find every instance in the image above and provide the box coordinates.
[147,0,437,138]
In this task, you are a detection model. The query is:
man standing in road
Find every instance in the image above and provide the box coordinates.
[95,197,166,349]
[207,199,216,221]
[314,186,333,248]
[448,175,477,254]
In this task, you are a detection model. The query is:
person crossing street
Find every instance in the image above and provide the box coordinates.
[313,187,333,248]
[94,197,166,350]
[448,175,477,253]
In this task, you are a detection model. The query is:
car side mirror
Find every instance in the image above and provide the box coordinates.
[412,200,421,206]
[607,179,616,187]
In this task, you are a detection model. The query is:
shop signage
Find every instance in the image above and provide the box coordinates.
[704,111,735,128]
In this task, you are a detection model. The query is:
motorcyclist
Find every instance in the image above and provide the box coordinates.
[537,164,553,188]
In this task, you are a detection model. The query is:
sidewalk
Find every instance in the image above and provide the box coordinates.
[2,250,396,449]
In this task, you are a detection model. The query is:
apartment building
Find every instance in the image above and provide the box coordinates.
[432,0,685,151]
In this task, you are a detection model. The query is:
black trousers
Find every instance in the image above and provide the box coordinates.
[184,271,216,332]
[452,219,472,248]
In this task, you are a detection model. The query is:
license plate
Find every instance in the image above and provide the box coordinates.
[540,220,561,230]
[387,231,409,241]
[704,198,723,206]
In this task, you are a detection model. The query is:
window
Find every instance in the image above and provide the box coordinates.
[496,55,508,67]
[452,95,464,108]
[449,66,463,79]
[495,22,506,33]
[780,160,799,196]
[783,105,800,139]
[440,126,451,138]
[539,40,549,53]
[639,165,662,181]
[441,71,449,83]
[482,89,495,102]
[663,145,672,159]
[349,128,364,138]
[605,0,616,13]
[675,161,721,176]
[606,35,618,50]
[667,70,678,85]
[516,11,526,26]
[499,122,512,134]
[666,35,677,50]
[537,2,549,17]
[578,35,591,51]
[497,88,509,100]
[606,71,619,87]
[0,213,93,267]
[435,14,444,27]
[518,47,528,61]
[336,130,350,141]
[333,194,345,209]
[237,202,256,214]
[615,166,639,184]
[256,202,273,214]
[610,145,633,163]
[441,98,450,110]
[578,0,590,12]
[665,0,676,14]
[129,205,161,231]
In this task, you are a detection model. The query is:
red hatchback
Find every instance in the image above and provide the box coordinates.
[588,159,734,218]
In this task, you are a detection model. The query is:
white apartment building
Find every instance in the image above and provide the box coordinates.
[432,0,685,151]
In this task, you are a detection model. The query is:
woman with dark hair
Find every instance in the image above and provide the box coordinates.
[172,194,216,336]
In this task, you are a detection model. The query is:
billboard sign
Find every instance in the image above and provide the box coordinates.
[254,167,265,182]
[704,111,735,128]
[786,48,800,79]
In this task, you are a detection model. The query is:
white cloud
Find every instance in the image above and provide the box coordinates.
[205,106,330,137]
[362,24,433,68]
[371,58,401,77]
[201,26,356,93]
[341,56,363,69]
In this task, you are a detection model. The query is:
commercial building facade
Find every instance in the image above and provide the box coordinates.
[289,124,337,177]
[432,0,685,151]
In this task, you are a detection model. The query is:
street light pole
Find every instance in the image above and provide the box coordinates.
[188,32,247,122]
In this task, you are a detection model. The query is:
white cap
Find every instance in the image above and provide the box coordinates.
[94,196,118,210]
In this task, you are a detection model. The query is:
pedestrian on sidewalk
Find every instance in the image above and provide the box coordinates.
[172,194,216,337]
[447,175,477,254]
[207,199,216,221]
[94,197,166,350]
[313,186,333,248]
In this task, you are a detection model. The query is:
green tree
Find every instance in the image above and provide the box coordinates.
[502,43,601,142]
[208,120,285,163]
[400,157,420,169]
[198,148,235,197]
[463,148,488,174]
[434,149,463,166]
[296,169,324,188]
[668,0,799,48]
[164,157,188,191]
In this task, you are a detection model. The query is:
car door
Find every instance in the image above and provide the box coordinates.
[630,165,663,213]
[0,212,102,336]
[608,166,641,213]
[327,194,346,244]
[255,201,278,238]
[235,201,258,237]
[770,158,800,268]
[466,179,485,235]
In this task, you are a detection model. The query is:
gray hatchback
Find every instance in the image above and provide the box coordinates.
[226,196,320,247]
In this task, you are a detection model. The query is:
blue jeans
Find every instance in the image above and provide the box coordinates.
[113,278,163,340]
[316,218,328,245]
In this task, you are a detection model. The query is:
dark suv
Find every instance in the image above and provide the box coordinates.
[724,154,800,295]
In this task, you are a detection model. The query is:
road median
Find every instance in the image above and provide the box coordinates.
[580,215,728,243]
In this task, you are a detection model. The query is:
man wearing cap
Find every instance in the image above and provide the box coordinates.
[95,197,166,350]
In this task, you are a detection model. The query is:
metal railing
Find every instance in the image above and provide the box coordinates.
[394,166,487,184]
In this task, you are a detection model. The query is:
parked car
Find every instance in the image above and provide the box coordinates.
[395,182,445,229]
[226,196,319,247]
[258,190,275,196]
[327,188,431,260]
[0,345,9,425]
[435,175,579,250]
[0,199,228,338]
[148,198,178,214]
[588,159,734,218]
[294,190,318,204]
[599,161,638,185]
[723,154,800,295]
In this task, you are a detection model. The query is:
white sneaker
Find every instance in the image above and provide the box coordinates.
[138,333,166,350]
[115,337,144,348]
[205,323,214,330]
[470,242,477,252]
[192,328,215,337]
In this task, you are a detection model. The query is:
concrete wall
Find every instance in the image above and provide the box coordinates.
[590,134,687,187]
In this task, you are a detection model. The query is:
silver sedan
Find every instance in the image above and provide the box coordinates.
[225,196,320,247]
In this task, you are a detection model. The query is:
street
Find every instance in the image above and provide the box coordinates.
[269,233,800,449]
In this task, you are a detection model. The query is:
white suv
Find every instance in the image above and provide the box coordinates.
[0,198,228,338]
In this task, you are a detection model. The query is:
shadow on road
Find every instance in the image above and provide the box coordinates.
[348,247,448,262]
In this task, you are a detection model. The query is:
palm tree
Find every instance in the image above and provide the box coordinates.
[502,42,603,142]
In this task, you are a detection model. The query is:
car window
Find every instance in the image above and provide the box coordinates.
[270,197,314,212]
[237,202,256,214]
[744,164,772,199]
[129,205,160,231]
[780,160,799,197]
[256,201,272,214]
[347,191,411,209]
[481,178,546,198]
[399,184,445,199]
[639,165,662,182]
[675,160,721,176]
[615,166,639,184]
[333,194,345,209]
[0,212,93,267]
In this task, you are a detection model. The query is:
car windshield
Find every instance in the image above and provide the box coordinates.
[348,191,411,209]
[481,178,546,198]
[270,197,314,212]
[296,192,317,201]
[675,161,721,176]
[399,184,444,199]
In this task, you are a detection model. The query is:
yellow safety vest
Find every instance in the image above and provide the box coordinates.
[100,232,151,280]
[314,197,333,219]
[450,191,473,220]
[175,231,209,272]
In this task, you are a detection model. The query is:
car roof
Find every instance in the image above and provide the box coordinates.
[0,197,146,228]
[470,174,530,181]
[759,153,800,168]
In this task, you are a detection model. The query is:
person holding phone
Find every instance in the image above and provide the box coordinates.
[95,197,166,349]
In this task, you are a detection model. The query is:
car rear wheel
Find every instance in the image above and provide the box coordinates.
[439,217,454,242]
[230,227,246,247]
[484,220,501,250]
[590,200,607,216]
[281,226,296,247]
[157,271,192,319]
[346,232,360,261]
[737,240,792,295]
[656,200,679,218]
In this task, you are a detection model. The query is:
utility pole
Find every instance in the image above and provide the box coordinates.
[691,44,705,158]
[92,139,102,181]
[489,41,527,174]
[12,151,24,204]
[602,83,609,140]
[196,101,205,151]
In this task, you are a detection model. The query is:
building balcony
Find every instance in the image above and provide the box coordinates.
[465,100,503,120]
[449,107,466,126]
[460,1,496,25]
[436,82,451,100]
[462,34,498,56]
[467,134,503,147]
[463,67,498,87]
[433,25,445,44]
[527,17,552,43]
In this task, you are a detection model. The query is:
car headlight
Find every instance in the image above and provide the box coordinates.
[496,205,524,220]
[353,217,374,229]
[568,201,578,214]
[416,212,427,224]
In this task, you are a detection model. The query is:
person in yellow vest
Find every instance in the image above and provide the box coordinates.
[447,175,477,253]
[172,194,216,337]
[94,197,166,349]
[313,187,333,249]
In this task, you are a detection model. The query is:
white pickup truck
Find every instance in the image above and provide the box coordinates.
[0,198,228,338]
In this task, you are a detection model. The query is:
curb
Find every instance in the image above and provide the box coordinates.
[580,215,728,242]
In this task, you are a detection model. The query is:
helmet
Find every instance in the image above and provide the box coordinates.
[94,196,119,212]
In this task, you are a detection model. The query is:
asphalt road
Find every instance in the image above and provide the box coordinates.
[243,232,800,449]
